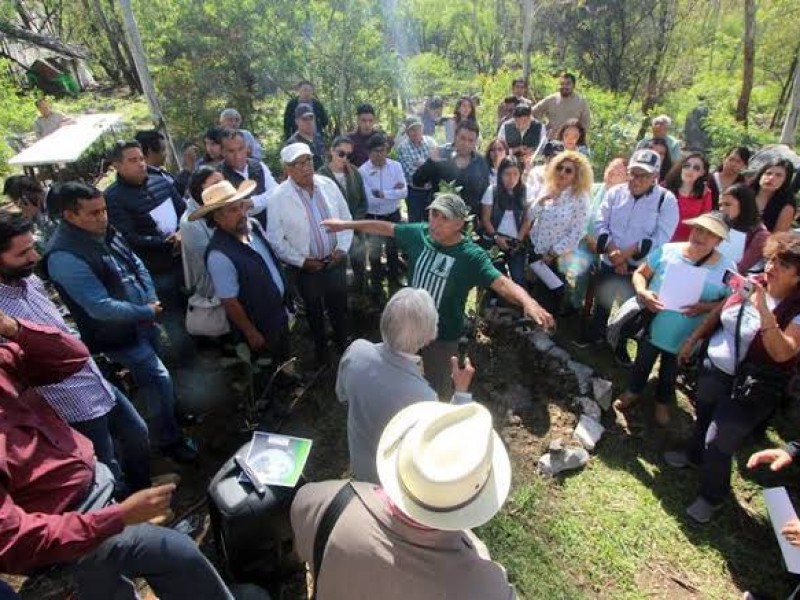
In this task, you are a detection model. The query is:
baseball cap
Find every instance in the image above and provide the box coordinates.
[428,192,471,220]
[628,149,661,174]
[280,143,312,164]
[294,104,315,119]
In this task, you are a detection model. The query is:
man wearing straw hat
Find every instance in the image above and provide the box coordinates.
[291,401,516,599]
[191,179,293,365]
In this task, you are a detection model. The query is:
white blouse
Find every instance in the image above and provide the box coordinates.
[528,187,590,256]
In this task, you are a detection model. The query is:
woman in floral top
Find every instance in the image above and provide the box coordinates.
[528,150,593,313]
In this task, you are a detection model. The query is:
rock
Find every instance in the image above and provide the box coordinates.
[567,360,594,394]
[537,445,590,475]
[574,396,602,421]
[573,414,605,450]
[546,346,571,364]
[592,377,613,411]
[527,330,555,353]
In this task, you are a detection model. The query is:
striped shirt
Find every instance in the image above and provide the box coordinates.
[0,275,116,423]
[395,135,437,183]
[292,181,335,259]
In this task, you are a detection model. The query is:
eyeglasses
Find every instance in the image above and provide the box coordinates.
[628,170,653,180]
[334,150,352,159]
[555,164,575,175]
[682,163,704,172]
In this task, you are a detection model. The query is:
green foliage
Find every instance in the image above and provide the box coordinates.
[0,63,34,177]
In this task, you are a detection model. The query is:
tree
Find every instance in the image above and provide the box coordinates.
[780,56,800,146]
[735,0,756,124]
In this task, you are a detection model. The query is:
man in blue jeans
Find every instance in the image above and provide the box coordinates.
[45,182,197,463]
[0,313,232,600]
[0,210,152,497]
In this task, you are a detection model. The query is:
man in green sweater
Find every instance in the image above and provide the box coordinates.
[323,192,554,397]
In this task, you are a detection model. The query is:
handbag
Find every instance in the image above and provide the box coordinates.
[731,300,789,404]
[185,293,231,337]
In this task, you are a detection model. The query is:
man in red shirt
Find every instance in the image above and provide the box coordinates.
[0,313,232,599]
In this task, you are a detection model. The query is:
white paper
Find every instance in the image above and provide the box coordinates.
[530,260,563,290]
[764,487,800,574]
[718,229,747,263]
[658,262,707,311]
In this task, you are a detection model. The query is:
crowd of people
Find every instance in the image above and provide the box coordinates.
[1,72,800,599]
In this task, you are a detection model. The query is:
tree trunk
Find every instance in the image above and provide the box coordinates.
[87,0,140,92]
[735,0,756,124]
[0,19,91,59]
[780,57,800,146]
[521,0,534,91]
[771,44,800,129]
[103,0,143,94]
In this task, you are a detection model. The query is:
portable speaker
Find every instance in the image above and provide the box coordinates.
[207,442,303,586]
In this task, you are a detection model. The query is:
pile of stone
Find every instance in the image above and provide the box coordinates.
[485,309,613,476]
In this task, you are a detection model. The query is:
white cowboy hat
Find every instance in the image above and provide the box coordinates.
[188,179,256,221]
[376,401,511,531]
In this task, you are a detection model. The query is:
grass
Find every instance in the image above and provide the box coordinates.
[477,315,800,599]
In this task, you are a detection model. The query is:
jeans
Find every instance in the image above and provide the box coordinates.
[107,326,181,448]
[627,338,678,404]
[586,261,635,340]
[688,359,779,504]
[366,211,402,289]
[296,261,349,358]
[73,524,233,600]
[406,187,432,223]
[71,386,151,497]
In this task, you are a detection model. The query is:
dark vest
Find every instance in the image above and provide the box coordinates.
[221,159,268,229]
[503,120,544,151]
[44,222,145,353]
[205,219,288,338]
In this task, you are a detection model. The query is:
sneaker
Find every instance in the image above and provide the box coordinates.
[686,496,722,524]
[572,335,602,349]
[663,450,697,469]
[151,472,181,487]
[162,437,198,463]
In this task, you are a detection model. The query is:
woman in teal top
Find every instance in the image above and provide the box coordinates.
[614,212,736,426]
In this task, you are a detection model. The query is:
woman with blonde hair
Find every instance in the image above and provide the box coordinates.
[528,150,593,313]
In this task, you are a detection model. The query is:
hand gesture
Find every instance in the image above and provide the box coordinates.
[245,329,267,352]
[450,355,476,393]
[681,302,708,317]
[119,484,175,525]
[526,301,555,331]
[747,448,794,472]
[783,518,800,547]
[495,236,510,252]
[321,219,348,233]
[637,289,664,313]
[677,339,696,366]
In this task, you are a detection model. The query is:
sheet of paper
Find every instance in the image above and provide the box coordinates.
[764,487,800,574]
[718,229,746,263]
[530,260,563,290]
[658,262,707,311]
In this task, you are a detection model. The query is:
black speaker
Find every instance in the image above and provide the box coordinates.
[207,442,303,586]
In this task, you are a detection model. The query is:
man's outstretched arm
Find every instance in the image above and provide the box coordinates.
[321,219,396,238]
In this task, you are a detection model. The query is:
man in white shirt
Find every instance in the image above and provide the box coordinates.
[359,133,407,297]
[266,144,353,365]
[218,129,277,229]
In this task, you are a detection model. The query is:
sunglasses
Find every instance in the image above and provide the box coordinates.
[334,150,352,159]
[555,164,575,175]
[682,162,704,172]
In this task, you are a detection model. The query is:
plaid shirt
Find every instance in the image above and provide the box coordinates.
[0,275,116,423]
[395,135,436,184]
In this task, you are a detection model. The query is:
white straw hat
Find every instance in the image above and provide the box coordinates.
[376,401,511,531]
[188,179,256,221]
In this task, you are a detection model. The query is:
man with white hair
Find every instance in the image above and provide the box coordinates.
[336,287,475,483]
[218,107,263,160]
[266,143,353,365]
[636,115,682,163]
[291,401,516,599]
